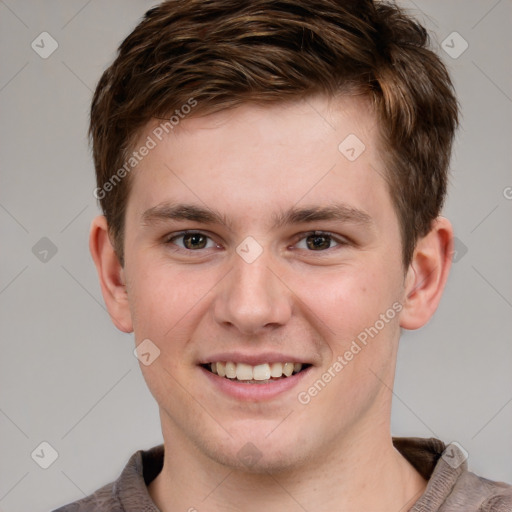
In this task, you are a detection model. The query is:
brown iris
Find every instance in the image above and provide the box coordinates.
[306,233,332,250]
[182,233,208,249]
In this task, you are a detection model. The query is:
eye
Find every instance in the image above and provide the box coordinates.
[294,231,347,251]
[166,231,218,251]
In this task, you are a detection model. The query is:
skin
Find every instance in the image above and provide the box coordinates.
[90,94,453,511]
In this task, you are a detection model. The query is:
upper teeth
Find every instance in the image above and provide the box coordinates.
[210,362,303,381]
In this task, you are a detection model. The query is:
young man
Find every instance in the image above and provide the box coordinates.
[55,0,511,511]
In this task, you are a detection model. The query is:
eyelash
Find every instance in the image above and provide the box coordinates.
[164,230,349,254]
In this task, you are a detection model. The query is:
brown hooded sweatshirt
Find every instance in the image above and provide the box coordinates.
[53,437,512,511]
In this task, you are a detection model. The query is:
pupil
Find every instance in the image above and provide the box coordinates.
[307,234,330,250]
[184,233,206,249]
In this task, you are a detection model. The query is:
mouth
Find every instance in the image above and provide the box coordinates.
[201,361,311,384]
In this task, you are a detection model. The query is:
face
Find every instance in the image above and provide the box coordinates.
[121,95,409,472]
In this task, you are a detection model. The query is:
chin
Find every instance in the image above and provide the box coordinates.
[199,430,313,475]
[211,448,307,475]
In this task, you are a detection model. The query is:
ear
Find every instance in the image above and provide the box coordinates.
[89,215,133,333]
[399,217,453,330]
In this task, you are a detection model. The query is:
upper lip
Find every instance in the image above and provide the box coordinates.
[198,352,312,366]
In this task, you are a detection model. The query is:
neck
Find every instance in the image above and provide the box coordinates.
[148,418,427,512]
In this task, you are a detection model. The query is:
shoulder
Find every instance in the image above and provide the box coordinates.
[426,442,512,511]
[394,437,512,511]
[52,481,121,512]
[51,445,164,512]
[450,470,512,512]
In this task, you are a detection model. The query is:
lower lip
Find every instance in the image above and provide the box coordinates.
[199,365,312,401]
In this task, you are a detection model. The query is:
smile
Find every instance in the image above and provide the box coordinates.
[203,361,309,383]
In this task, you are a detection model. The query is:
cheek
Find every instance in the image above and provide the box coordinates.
[298,265,393,336]
[294,257,404,383]
[126,257,210,335]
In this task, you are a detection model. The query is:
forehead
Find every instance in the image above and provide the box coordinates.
[126,94,395,231]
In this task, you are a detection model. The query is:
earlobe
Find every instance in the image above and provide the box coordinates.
[89,216,133,333]
[399,217,453,330]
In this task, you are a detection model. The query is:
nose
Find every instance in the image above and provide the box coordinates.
[213,250,292,335]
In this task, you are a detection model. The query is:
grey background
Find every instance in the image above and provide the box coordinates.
[0,1,511,511]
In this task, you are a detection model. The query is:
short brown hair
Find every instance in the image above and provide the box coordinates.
[90,0,458,267]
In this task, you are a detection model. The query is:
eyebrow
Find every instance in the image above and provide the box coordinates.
[272,204,372,229]
[141,202,373,230]
[142,203,233,228]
